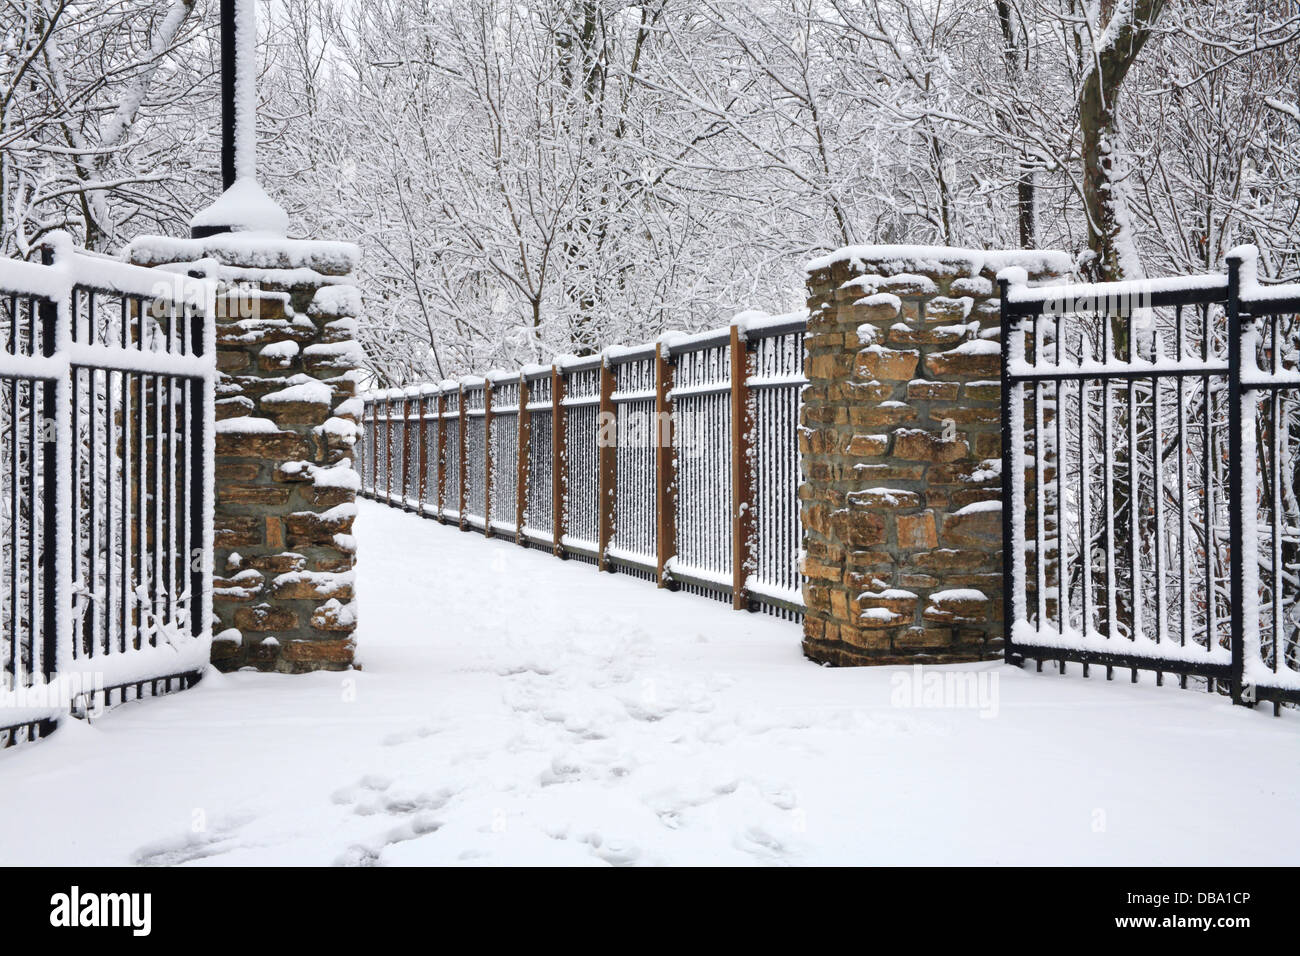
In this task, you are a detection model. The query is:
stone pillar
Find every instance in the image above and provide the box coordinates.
[128,235,363,673]
[799,245,1066,666]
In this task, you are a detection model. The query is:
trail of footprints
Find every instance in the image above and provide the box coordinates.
[135,639,798,866]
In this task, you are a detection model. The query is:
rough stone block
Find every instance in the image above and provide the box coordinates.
[896,511,938,549]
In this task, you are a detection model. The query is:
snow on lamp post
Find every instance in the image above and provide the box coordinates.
[190,0,288,238]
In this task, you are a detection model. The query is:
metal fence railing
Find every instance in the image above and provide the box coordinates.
[1000,246,1299,712]
[357,313,807,619]
[1,234,215,747]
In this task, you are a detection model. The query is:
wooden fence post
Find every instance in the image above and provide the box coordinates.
[458,382,467,531]
[598,356,616,572]
[655,345,677,588]
[416,390,428,516]
[484,377,494,538]
[436,388,447,521]
[384,392,394,507]
[401,391,413,511]
[368,399,377,498]
[730,324,755,610]
[552,363,567,558]
[516,374,530,545]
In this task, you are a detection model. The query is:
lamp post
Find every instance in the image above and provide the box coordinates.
[220,0,237,191]
[191,0,287,238]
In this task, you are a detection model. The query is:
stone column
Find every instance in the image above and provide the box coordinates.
[799,245,1066,666]
[128,235,363,673]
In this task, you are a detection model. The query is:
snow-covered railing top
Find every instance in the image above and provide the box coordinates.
[1000,270,1229,313]
[1000,244,1300,316]
[0,232,212,309]
[0,232,216,381]
[361,307,809,402]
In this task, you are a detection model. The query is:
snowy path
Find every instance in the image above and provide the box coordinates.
[1,499,1297,866]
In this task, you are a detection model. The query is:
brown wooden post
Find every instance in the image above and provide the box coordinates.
[367,398,376,498]
[552,364,567,557]
[384,392,394,507]
[516,374,530,545]
[416,390,428,516]
[436,388,448,521]
[655,345,677,588]
[458,382,467,531]
[483,378,494,538]
[597,357,616,572]
[730,324,755,610]
[401,393,413,510]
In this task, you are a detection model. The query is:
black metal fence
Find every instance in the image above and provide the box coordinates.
[0,236,214,747]
[357,314,806,619]
[1000,247,1300,711]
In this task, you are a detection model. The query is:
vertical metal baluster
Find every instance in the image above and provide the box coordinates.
[1078,330,1092,639]
[1272,313,1283,677]
[121,369,131,654]
[1034,314,1046,630]
[88,362,98,657]
[179,371,190,638]
[1101,311,1116,644]
[166,372,176,628]
[189,304,207,646]
[71,365,81,659]
[154,370,163,644]
[1203,302,1216,654]
[137,374,148,650]
[1152,331,1167,648]
[1128,308,1140,645]
[1225,253,1248,702]
[105,366,114,656]
[10,340,20,687]
[26,376,36,678]
[1056,314,1068,635]
[1176,305,1190,646]
[38,281,56,692]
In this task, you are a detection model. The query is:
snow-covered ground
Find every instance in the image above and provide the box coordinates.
[1,499,1296,866]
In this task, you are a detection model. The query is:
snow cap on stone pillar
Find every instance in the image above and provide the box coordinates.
[190,0,288,237]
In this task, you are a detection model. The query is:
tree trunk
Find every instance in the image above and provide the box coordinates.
[1079,0,1165,282]
[996,1,1035,248]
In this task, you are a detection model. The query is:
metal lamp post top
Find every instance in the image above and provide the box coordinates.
[190,0,287,238]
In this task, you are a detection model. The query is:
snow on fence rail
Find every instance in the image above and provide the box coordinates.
[999,247,1300,712]
[357,312,807,619]
[0,234,215,746]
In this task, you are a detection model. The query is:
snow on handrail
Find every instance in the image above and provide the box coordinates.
[1000,269,1228,310]
[0,232,212,309]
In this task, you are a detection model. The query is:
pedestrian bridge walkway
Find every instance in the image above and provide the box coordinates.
[0,500,1294,866]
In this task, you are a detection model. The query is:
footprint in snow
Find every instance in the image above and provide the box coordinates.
[330,774,393,805]
[736,825,787,862]
[381,724,443,747]
[132,811,256,866]
[571,831,642,867]
[334,775,456,818]
[333,813,443,867]
[495,662,555,677]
